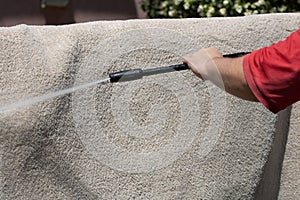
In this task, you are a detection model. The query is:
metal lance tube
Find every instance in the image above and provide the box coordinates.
[109,52,250,83]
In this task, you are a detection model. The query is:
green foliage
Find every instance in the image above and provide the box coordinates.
[141,0,300,18]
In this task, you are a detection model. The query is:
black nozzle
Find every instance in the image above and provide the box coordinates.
[109,68,143,82]
[109,64,188,83]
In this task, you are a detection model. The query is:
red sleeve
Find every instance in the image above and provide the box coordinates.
[243,29,300,113]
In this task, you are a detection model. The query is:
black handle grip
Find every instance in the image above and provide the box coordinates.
[223,52,250,58]
[109,52,250,83]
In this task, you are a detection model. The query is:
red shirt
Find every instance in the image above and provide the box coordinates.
[243,29,300,113]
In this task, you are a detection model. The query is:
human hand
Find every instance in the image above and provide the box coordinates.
[183,47,222,80]
[184,48,258,102]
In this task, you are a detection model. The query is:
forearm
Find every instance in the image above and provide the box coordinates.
[184,47,258,102]
[212,56,258,101]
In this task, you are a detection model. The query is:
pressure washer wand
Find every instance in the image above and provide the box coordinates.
[109,52,249,83]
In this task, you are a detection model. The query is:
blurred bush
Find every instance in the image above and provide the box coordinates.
[142,0,300,18]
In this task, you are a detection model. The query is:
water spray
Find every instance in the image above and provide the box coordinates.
[0,52,248,114]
